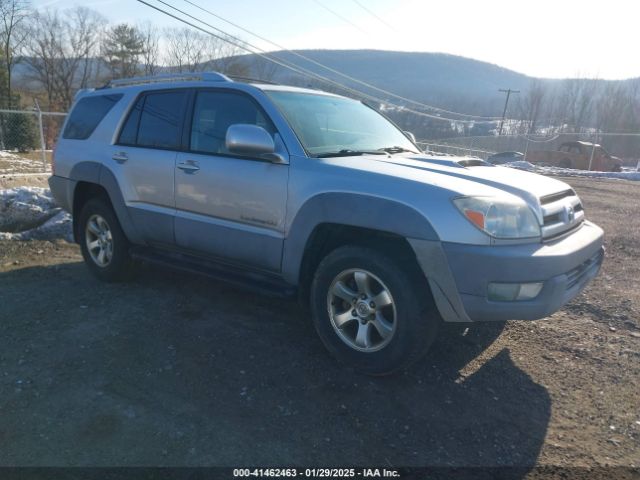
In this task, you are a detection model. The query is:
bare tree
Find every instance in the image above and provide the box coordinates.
[207,34,247,76]
[554,76,600,133]
[139,22,160,75]
[164,27,247,76]
[23,9,63,109]
[516,79,547,134]
[24,7,104,110]
[164,27,206,72]
[0,0,31,107]
[67,7,104,90]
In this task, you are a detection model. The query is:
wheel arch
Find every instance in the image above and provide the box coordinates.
[282,192,439,300]
[69,161,143,244]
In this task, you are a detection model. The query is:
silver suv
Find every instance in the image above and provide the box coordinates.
[49,72,604,374]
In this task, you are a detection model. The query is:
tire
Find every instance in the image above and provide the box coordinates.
[310,245,439,375]
[559,158,572,169]
[78,197,133,282]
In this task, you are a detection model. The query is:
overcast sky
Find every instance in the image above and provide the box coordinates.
[33,0,640,80]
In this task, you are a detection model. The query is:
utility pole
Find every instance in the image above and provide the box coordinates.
[498,88,519,136]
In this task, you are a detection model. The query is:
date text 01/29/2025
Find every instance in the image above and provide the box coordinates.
[233,468,401,478]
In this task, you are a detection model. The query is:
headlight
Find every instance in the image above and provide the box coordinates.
[453,196,541,239]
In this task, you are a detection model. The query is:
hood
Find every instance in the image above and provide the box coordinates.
[364,153,573,204]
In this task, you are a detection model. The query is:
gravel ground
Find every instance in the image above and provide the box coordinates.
[0,176,638,473]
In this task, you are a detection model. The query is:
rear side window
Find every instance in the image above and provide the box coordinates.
[63,94,123,140]
[118,90,187,150]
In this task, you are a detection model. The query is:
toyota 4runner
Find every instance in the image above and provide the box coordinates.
[49,72,604,375]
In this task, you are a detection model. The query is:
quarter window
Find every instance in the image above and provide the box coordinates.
[63,94,123,140]
[190,91,275,155]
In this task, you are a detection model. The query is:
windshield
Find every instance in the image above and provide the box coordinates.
[265,90,418,157]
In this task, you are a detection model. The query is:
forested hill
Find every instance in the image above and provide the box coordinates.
[232,49,541,116]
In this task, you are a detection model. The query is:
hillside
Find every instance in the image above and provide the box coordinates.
[229,49,543,116]
[15,49,638,121]
[14,50,540,115]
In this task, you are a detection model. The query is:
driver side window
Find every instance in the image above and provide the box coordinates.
[190,90,276,156]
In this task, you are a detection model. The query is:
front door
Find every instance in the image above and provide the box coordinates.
[174,89,289,272]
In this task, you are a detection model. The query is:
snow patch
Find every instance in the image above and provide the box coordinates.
[0,187,72,241]
[0,150,47,174]
[503,161,640,181]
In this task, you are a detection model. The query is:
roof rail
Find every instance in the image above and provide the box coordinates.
[227,75,278,85]
[108,72,232,88]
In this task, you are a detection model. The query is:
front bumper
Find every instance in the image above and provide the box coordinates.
[410,221,604,322]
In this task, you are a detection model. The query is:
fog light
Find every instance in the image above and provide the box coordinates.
[488,282,543,301]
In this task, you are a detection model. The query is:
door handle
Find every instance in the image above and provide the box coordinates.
[177,161,200,173]
[112,152,128,163]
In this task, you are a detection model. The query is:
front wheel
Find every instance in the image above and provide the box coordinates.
[310,245,439,375]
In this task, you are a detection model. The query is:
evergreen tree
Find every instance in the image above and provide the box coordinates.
[102,24,145,79]
[5,111,38,152]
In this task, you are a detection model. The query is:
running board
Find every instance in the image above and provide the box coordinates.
[129,247,297,298]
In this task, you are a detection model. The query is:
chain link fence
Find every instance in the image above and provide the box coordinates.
[0,109,67,175]
[417,132,640,170]
[1,108,638,174]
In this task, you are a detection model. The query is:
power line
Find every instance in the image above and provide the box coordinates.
[137,0,499,124]
[138,0,321,78]
[350,0,395,31]
[179,0,503,120]
[311,0,368,35]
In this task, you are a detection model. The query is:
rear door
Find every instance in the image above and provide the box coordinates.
[174,89,289,272]
[114,89,189,246]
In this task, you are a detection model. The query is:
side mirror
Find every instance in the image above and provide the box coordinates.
[226,124,286,163]
[404,131,417,143]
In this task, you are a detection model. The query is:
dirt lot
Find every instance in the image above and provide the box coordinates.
[0,176,638,472]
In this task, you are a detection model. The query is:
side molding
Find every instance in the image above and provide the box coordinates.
[281,193,439,284]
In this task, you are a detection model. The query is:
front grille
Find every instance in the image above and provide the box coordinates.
[566,249,604,290]
[540,190,584,240]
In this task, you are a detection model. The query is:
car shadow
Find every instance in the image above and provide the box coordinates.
[0,262,550,473]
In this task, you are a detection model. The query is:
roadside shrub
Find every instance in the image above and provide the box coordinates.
[1,113,39,152]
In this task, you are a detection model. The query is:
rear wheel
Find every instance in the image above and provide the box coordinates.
[78,197,133,282]
[310,245,439,375]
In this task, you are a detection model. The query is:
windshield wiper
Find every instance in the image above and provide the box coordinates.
[378,146,419,154]
[315,149,388,158]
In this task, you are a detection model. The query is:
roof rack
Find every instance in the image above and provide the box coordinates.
[107,72,232,88]
[227,75,278,85]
